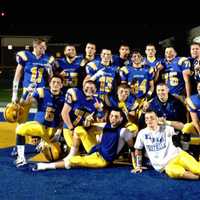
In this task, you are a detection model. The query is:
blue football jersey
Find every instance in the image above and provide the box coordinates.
[95,66,118,99]
[85,59,104,77]
[32,88,65,128]
[187,94,200,118]
[161,57,190,95]
[90,123,121,162]
[143,57,162,70]
[120,65,154,98]
[63,88,104,128]
[112,55,131,67]
[55,56,84,90]
[16,50,54,88]
[149,95,187,122]
[107,93,138,112]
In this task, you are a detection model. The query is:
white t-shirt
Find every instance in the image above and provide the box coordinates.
[134,125,182,172]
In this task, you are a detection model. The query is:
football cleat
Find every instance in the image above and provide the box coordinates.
[15,156,27,168]
[31,163,40,172]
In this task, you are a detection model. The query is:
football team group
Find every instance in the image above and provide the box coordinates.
[4,38,200,180]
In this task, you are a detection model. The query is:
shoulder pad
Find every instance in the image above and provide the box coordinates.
[178,57,188,65]
[186,97,196,110]
[17,51,28,61]
[120,66,128,74]
[67,88,77,102]
[87,62,97,70]
[48,56,55,64]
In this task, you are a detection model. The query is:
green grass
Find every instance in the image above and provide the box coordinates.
[0,89,12,103]
[0,89,23,106]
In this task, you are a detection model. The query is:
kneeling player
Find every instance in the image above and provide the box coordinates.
[15,75,65,167]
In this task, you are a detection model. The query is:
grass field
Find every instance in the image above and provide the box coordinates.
[0,89,11,103]
[0,88,23,106]
[1,121,200,200]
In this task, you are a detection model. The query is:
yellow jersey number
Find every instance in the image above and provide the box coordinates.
[99,76,113,93]
[131,79,147,95]
[31,67,44,83]
[45,107,55,122]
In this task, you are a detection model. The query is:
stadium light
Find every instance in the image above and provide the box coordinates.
[8,45,13,50]
[193,36,200,43]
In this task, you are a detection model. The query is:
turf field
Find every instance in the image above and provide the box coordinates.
[1,121,200,199]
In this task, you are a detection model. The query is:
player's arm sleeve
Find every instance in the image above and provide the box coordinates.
[86,61,97,76]
[134,131,144,150]
[65,88,77,106]
[120,128,135,141]
[16,51,27,66]
[119,66,128,82]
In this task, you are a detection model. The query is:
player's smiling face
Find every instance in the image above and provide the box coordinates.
[117,88,130,102]
[165,48,176,62]
[145,112,158,130]
[49,77,63,95]
[64,46,76,59]
[156,85,169,102]
[119,46,130,58]
[131,53,142,65]
[34,42,46,56]
[109,111,122,127]
[83,82,96,97]
[190,44,200,59]
[101,49,112,64]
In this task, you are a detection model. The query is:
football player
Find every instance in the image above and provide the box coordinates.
[160,47,191,100]
[32,108,137,171]
[143,44,163,82]
[61,80,105,159]
[11,38,55,156]
[15,75,65,167]
[112,44,131,67]
[120,50,154,104]
[85,49,119,101]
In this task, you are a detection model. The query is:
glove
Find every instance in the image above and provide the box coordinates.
[36,139,46,152]
[45,63,53,77]
[50,129,62,142]
[12,93,18,103]
[27,83,37,93]
[84,112,94,127]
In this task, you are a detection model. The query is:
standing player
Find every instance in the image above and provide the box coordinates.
[15,75,65,167]
[12,38,54,121]
[133,110,200,180]
[120,50,154,104]
[161,47,191,100]
[112,44,131,67]
[143,44,163,82]
[189,42,200,94]
[86,49,118,101]
[11,38,55,155]
[54,44,83,94]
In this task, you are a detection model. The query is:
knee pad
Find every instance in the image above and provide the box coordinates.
[181,134,191,151]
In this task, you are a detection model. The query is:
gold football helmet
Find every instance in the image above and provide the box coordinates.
[42,142,61,161]
[3,103,24,123]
